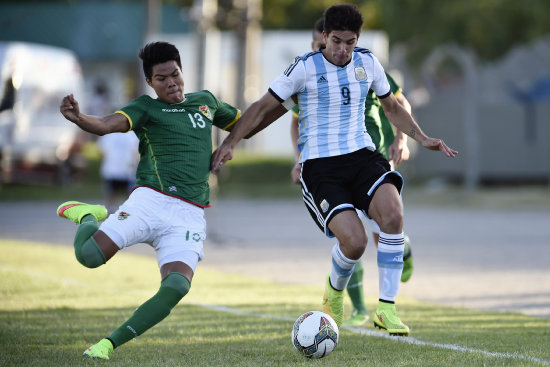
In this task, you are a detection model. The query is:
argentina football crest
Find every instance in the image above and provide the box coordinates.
[354,66,367,82]
[320,199,330,213]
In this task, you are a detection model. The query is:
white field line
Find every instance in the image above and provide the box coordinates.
[195,303,550,366]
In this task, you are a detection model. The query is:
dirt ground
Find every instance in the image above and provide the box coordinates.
[1,198,549,318]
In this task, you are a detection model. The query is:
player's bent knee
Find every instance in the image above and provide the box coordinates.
[161,272,191,298]
[339,233,367,259]
[376,211,403,233]
[78,239,106,268]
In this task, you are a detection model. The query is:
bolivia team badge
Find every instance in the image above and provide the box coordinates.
[118,211,130,220]
[199,105,212,120]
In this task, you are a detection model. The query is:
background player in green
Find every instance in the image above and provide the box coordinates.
[57,41,242,360]
[289,18,415,327]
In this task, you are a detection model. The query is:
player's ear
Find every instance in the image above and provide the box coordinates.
[145,78,152,87]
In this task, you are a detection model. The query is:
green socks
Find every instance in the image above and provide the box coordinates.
[108,272,191,348]
[346,261,368,315]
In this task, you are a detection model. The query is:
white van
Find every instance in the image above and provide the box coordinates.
[0,41,85,185]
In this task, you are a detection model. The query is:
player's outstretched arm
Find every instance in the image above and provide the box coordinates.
[380,94,458,158]
[210,92,281,171]
[243,103,289,139]
[60,94,130,136]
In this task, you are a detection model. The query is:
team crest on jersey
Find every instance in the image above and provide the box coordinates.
[354,66,367,81]
[320,199,330,213]
[199,105,212,120]
[118,211,130,220]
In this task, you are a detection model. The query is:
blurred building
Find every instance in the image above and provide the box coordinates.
[0,1,191,105]
[400,36,550,186]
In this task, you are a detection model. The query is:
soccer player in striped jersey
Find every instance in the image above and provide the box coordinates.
[211,4,457,336]
[57,41,286,359]
[290,18,415,327]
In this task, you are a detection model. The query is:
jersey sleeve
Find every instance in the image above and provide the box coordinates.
[385,73,403,97]
[370,55,391,99]
[291,104,299,117]
[209,92,241,130]
[115,96,149,131]
[268,56,306,102]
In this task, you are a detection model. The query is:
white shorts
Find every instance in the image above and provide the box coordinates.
[100,187,205,270]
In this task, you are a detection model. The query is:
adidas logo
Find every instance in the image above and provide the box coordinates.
[318,75,327,83]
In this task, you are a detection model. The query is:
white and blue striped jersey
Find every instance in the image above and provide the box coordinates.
[269,47,390,163]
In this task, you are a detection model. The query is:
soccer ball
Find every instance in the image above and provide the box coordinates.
[291,311,339,359]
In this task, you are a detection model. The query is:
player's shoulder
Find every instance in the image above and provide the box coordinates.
[121,94,156,110]
[185,90,216,103]
[133,94,155,103]
[354,47,372,55]
[301,50,322,61]
[283,50,322,77]
[288,50,322,67]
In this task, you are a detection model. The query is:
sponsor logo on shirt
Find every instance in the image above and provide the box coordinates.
[318,75,328,83]
[162,108,186,112]
[169,185,178,192]
[199,105,212,120]
[354,66,367,82]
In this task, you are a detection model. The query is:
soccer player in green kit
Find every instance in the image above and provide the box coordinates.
[290,18,414,327]
[57,41,280,359]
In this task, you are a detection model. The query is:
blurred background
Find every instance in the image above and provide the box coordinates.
[1,0,550,194]
[1,0,550,319]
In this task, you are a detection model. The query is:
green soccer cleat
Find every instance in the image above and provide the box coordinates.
[342,309,369,327]
[373,302,409,336]
[57,201,108,224]
[322,274,344,327]
[83,338,113,360]
[401,235,414,283]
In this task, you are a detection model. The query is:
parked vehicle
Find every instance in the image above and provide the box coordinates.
[0,41,86,185]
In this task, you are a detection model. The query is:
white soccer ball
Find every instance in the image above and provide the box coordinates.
[291,311,339,359]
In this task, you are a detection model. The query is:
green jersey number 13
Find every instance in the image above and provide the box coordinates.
[188,113,206,128]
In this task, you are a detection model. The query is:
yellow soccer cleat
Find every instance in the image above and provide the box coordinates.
[373,302,410,336]
[322,274,344,327]
[343,309,370,327]
[83,338,113,360]
[57,201,108,224]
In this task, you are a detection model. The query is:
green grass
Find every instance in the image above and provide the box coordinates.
[1,240,549,366]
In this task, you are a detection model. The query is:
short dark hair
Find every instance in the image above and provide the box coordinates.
[313,17,324,35]
[139,42,182,80]
[323,4,363,36]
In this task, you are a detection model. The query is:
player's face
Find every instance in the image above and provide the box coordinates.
[147,61,185,104]
[311,31,326,51]
[322,30,358,66]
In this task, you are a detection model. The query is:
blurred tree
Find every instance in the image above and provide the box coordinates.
[172,0,550,64]
[259,0,550,64]
[376,0,550,64]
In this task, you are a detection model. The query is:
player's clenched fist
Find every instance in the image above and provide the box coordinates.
[60,94,80,123]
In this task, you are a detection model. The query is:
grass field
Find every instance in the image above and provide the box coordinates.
[1,240,549,366]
